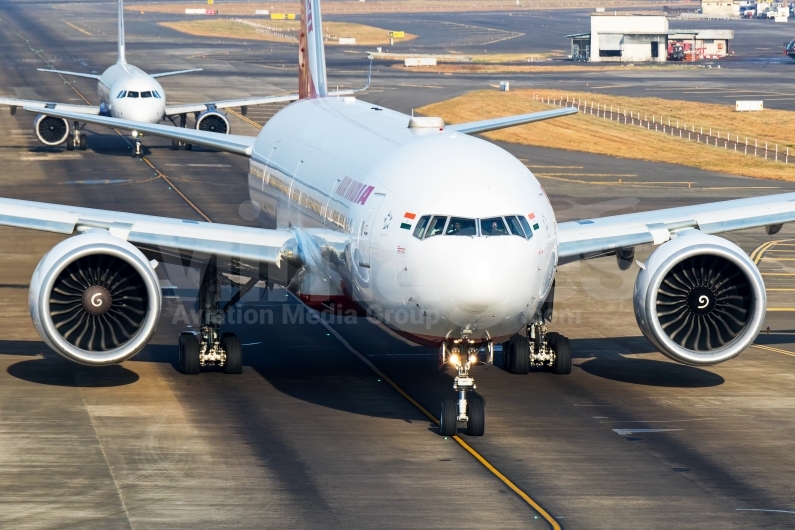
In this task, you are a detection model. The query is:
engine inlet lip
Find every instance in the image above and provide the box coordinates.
[37,239,161,366]
[646,242,766,366]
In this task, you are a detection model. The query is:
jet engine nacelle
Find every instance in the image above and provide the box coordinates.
[195,110,230,134]
[29,230,162,366]
[633,230,766,365]
[34,114,69,146]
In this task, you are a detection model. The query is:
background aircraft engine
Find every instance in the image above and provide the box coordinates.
[29,230,162,366]
[195,110,230,134]
[633,231,765,365]
[34,114,69,145]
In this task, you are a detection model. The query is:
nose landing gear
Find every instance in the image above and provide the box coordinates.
[439,337,492,436]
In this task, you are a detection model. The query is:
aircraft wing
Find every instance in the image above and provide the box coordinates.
[0,198,299,272]
[1,97,100,115]
[22,106,255,156]
[447,107,578,135]
[558,192,795,263]
[37,68,101,80]
[165,93,300,116]
[150,68,203,78]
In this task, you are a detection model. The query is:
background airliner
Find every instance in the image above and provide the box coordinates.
[0,0,300,155]
[2,0,793,437]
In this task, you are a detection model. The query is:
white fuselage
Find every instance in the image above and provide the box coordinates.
[97,63,165,123]
[247,97,558,345]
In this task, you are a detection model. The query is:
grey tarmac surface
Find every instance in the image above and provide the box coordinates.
[1,2,795,529]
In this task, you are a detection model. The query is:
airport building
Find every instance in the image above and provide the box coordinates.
[566,12,734,62]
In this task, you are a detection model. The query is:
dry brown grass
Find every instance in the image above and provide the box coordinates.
[132,1,670,16]
[160,19,413,46]
[419,90,795,182]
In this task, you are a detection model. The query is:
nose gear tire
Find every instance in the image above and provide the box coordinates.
[222,333,242,374]
[466,398,485,436]
[179,333,200,374]
[440,398,458,436]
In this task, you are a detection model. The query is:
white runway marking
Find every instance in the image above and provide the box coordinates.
[20,154,82,161]
[613,428,683,435]
[165,164,231,167]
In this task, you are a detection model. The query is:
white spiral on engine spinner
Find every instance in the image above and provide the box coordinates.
[697,295,709,309]
[91,292,103,307]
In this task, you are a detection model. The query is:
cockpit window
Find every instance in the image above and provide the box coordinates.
[481,217,508,236]
[445,217,477,236]
[505,216,526,237]
[141,91,152,98]
[153,91,161,98]
[127,91,139,98]
[413,215,430,239]
[518,216,533,239]
[116,90,126,98]
[425,216,447,238]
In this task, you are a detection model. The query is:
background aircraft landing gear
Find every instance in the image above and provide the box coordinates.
[439,337,488,436]
[66,121,87,151]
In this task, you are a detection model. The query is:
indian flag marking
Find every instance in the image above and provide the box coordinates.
[401,212,416,229]
[528,213,539,231]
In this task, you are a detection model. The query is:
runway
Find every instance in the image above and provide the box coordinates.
[2,2,795,528]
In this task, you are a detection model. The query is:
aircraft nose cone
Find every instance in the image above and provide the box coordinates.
[447,254,508,314]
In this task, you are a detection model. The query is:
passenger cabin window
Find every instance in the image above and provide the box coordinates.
[445,217,477,236]
[505,216,526,238]
[116,90,126,98]
[413,215,430,239]
[481,217,508,236]
[127,91,139,98]
[141,91,152,98]
[425,216,447,238]
[518,216,533,239]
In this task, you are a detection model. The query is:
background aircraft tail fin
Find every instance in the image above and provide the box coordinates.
[298,0,328,98]
[117,0,126,65]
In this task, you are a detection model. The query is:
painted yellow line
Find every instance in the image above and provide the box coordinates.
[753,344,795,358]
[761,273,795,276]
[64,20,91,36]
[227,108,264,130]
[309,308,561,529]
[761,257,795,261]
[765,308,795,311]
[750,240,777,263]
[766,288,795,291]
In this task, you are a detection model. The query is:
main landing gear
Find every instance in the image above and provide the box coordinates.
[168,114,193,151]
[504,318,571,375]
[178,263,260,375]
[65,121,87,151]
[438,319,572,437]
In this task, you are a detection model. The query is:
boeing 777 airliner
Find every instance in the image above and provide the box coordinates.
[0,0,791,436]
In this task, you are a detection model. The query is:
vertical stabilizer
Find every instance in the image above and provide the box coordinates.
[298,0,328,98]
[117,0,127,65]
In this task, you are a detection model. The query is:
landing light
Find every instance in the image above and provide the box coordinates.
[468,354,477,365]
[131,130,139,138]
[449,353,460,366]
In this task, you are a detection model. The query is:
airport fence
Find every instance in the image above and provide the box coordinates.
[533,93,791,165]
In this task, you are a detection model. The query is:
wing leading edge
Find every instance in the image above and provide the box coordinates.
[558,192,795,264]
[448,107,577,135]
[0,198,298,273]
